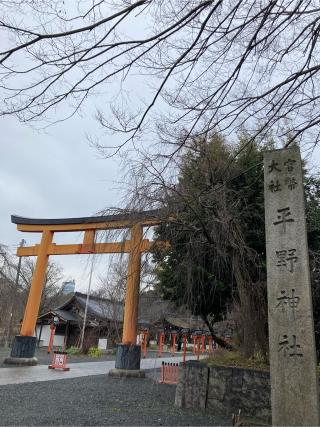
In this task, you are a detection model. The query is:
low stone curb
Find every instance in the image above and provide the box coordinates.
[3,357,38,366]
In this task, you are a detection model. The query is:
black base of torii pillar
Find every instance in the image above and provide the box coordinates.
[109,344,145,378]
[4,336,38,366]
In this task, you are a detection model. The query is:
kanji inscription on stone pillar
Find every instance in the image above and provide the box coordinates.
[264,146,320,426]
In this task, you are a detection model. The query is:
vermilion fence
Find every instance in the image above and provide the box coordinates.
[159,362,179,385]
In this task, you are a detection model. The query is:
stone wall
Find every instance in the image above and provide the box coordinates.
[175,360,209,410]
[175,361,271,424]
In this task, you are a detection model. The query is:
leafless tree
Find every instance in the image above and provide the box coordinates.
[18,257,65,313]
[95,258,128,302]
[0,244,65,343]
[95,252,156,301]
[0,1,319,159]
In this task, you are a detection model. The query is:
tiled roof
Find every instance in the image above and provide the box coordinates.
[37,308,80,324]
[75,293,124,322]
[53,309,80,323]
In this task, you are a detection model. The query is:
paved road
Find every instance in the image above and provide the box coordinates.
[0,355,199,385]
[0,347,182,366]
[0,347,117,366]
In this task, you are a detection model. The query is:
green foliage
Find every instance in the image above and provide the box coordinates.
[66,346,82,356]
[88,347,103,358]
[305,175,320,357]
[305,176,320,249]
[205,349,269,371]
[153,134,267,328]
[153,133,320,357]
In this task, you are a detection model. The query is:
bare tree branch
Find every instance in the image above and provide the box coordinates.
[0,0,319,156]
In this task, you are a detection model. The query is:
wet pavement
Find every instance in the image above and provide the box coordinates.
[0,347,116,367]
[0,353,198,385]
[0,347,176,367]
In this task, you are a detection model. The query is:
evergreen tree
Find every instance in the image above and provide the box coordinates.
[153,135,320,358]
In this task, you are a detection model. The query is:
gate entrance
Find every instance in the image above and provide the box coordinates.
[7,210,164,371]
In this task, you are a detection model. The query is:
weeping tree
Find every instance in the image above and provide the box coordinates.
[151,134,320,358]
[152,134,269,356]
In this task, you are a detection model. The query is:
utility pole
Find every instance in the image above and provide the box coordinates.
[79,254,95,351]
[5,239,25,348]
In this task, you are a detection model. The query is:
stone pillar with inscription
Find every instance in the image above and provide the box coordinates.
[264,146,320,426]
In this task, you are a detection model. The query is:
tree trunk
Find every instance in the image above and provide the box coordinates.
[202,315,234,351]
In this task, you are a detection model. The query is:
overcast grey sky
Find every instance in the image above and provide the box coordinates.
[0,110,125,291]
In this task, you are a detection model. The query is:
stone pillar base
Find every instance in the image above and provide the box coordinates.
[4,335,37,365]
[109,368,145,378]
[115,344,141,370]
[3,356,38,366]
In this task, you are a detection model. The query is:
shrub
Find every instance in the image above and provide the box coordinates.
[205,349,269,371]
[66,346,82,356]
[88,347,103,358]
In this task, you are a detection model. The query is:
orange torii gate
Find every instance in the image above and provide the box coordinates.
[6,210,165,372]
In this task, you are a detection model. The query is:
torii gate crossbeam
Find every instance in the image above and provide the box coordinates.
[5,210,166,373]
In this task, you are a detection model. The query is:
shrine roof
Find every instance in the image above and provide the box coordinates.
[37,308,80,324]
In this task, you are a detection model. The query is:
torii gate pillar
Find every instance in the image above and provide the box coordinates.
[111,224,144,375]
[5,230,54,365]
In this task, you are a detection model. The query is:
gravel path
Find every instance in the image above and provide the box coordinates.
[0,374,229,426]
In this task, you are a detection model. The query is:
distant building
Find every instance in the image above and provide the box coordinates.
[36,290,230,350]
[61,280,75,295]
[36,292,123,349]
